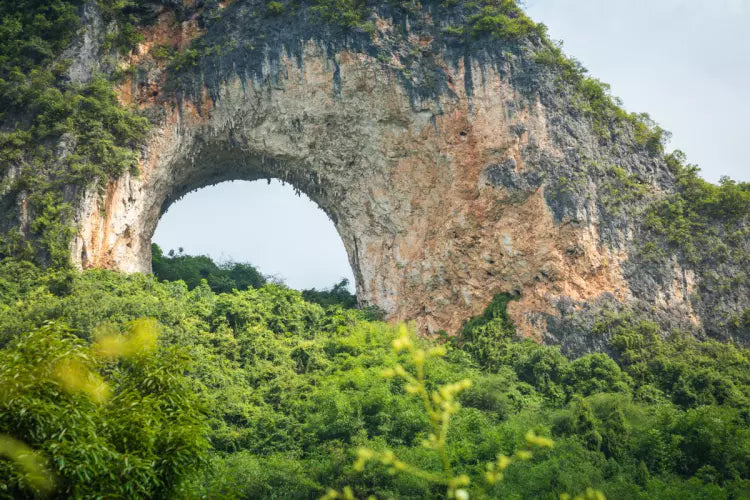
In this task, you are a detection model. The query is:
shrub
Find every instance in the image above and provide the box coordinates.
[0,321,208,497]
[266,1,285,16]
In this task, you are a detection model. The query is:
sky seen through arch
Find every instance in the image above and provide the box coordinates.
[155,1,749,291]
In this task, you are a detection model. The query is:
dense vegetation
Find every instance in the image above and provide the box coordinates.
[301,279,357,310]
[0,320,207,497]
[151,244,364,313]
[0,261,748,498]
[152,243,266,293]
[0,0,161,265]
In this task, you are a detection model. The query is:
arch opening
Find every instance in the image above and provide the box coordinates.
[151,179,356,294]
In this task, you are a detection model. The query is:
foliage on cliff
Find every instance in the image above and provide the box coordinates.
[0,0,165,266]
[301,0,540,39]
[636,152,750,340]
[644,153,749,262]
[0,263,748,498]
[165,0,664,154]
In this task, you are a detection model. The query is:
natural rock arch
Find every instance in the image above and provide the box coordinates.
[32,0,728,341]
[71,39,670,337]
[0,1,745,346]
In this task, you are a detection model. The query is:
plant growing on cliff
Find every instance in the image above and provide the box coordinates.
[0,0,165,266]
[467,0,537,40]
[644,152,750,259]
[598,165,651,217]
[533,42,668,152]
[266,1,286,16]
[309,0,376,33]
[636,151,749,336]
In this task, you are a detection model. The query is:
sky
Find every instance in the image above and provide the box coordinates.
[154,180,355,291]
[154,1,749,290]
[525,0,749,183]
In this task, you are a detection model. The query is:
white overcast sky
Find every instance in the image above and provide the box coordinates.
[154,1,749,290]
[525,0,749,183]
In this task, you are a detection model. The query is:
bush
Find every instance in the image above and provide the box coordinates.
[266,1,285,16]
[0,321,208,497]
[151,243,266,293]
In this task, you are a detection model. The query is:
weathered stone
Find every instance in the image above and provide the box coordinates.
[5,1,744,344]
[70,32,674,337]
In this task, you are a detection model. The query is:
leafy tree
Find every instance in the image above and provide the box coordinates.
[151,243,265,293]
[302,279,357,309]
[0,321,208,497]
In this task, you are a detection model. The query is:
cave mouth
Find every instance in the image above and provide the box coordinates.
[151,179,355,293]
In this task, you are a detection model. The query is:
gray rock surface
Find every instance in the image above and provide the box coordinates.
[3,1,747,345]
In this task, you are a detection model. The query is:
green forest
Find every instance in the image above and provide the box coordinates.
[1,258,749,498]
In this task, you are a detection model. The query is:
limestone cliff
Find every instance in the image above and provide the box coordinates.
[1,0,747,347]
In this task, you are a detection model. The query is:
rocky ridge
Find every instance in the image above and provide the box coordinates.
[1,0,747,347]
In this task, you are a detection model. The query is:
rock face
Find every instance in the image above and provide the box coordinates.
[5,1,746,342]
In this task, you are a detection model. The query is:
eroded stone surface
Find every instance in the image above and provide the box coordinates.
[69,29,692,338]
[3,2,744,346]
[55,0,724,343]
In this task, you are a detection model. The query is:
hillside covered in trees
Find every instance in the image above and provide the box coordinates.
[1,261,749,498]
